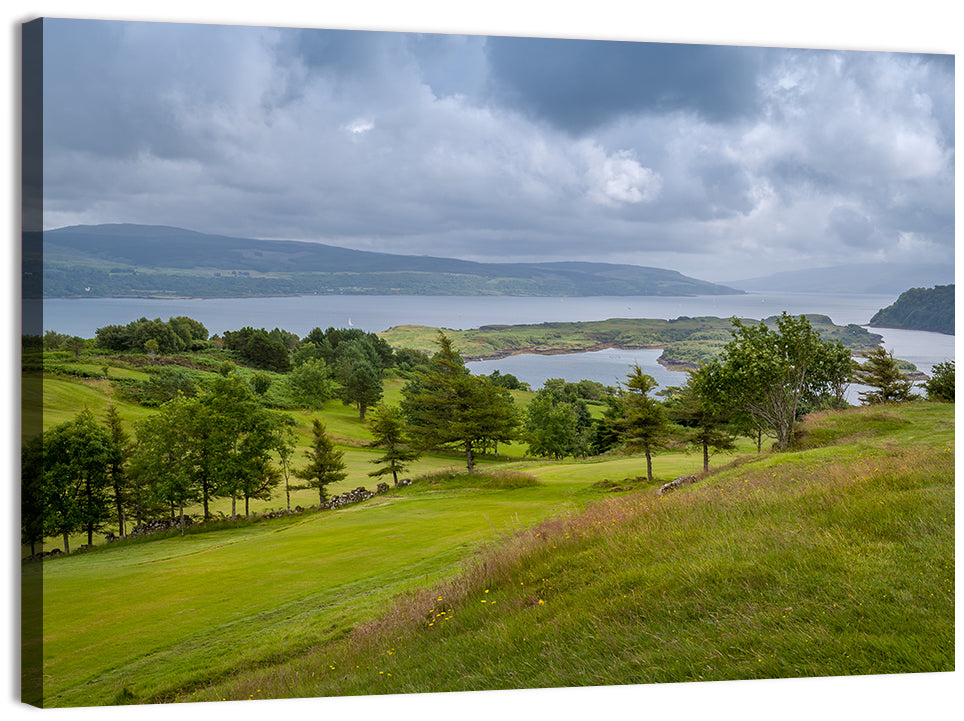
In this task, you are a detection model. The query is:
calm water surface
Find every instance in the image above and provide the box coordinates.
[37,291,896,336]
[35,292,954,393]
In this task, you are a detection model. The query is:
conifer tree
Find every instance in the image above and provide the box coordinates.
[367,404,419,485]
[856,346,914,404]
[295,419,348,504]
[400,332,518,472]
[615,364,670,482]
[923,360,954,402]
[664,369,737,473]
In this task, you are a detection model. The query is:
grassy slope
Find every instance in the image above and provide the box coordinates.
[185,403,954,701]
[35,400,954,706]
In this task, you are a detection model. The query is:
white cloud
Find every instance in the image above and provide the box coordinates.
[584,147,661,206]
[345,118,375,135]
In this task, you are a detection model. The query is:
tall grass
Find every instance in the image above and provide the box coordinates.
[186,403,954,701]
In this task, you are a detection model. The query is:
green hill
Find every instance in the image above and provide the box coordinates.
[33,223,742,298]
[30,397,954,706]
[870,285,955,335]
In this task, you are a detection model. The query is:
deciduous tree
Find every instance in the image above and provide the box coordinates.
[708,313,853,450]
[523,381,593,460]
[34,410,117,551]
[340,360,383,420]
[20,434,45,555]
[923,360,954,402]
[103,404,132,537]
[287,358,336,409]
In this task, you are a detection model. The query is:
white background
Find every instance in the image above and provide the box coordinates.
[4,2,960,720]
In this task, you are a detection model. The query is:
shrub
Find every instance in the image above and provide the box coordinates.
[924,361,954,402]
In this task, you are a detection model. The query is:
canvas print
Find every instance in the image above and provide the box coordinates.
[20,17,954,710]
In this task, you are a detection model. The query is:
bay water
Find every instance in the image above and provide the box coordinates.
[33,292,955,395]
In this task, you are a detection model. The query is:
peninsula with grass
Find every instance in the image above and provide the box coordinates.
[379,314,887,370]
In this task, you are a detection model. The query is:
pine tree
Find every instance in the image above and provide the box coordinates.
[856,346,914,404]
[665,369,737,473]
[400,332,518,472]
[295,419,348,504]
[367,405,420,485]
[615,364,670,482]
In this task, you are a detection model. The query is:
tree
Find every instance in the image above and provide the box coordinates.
[708,313,853,450]
[367,405,420,485]
[168,316,209,349]
[128,374,288,523]
[523,381,593,460]
[295,419,348,504]
[228,409,286,517]
[287,358,336,409]
[221,327,291,372]
[613,364,670,481]
[103,404,132,537]
[924,360,954,402]
[129,398,199,534]
[203,375,285,518]
[140,366,198,406]
[42,410,114,551]
[272,416,298,511]
[401,332,519,472]
[663,369,736,473]
[250,372,273,397]
[340,360,383,420]
[65,335,86,359]
[855,346,915,404]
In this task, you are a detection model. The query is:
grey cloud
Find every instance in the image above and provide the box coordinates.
[39,21,955,282]
[483,37,765,133]
[826,206,878,248]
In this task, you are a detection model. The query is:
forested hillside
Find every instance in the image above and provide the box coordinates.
[870,285,954,335]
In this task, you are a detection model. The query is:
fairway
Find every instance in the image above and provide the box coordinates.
[38,467,599,706]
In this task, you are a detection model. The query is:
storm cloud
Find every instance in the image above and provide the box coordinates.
[40,19,954,281]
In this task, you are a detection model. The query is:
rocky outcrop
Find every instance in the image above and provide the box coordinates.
[657,474,699,496]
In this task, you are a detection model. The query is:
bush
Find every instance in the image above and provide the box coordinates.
[924,361,954,402]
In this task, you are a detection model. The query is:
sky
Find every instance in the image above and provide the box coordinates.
[38,17,954,282]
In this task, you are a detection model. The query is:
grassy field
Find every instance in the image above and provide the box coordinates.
[185,403,954,700]
[31,385,954,707]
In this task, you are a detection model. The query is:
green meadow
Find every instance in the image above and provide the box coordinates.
[25,354,954,707]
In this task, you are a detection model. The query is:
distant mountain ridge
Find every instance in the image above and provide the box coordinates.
[32,224,743,299]
[727,263,954,295]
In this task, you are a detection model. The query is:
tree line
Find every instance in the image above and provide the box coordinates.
[23,312,953,555]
